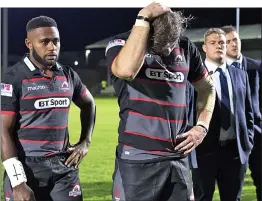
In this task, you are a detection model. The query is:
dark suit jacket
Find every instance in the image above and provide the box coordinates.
[196,64,254,164]
[186,81,198,168]
[242,56,262,137]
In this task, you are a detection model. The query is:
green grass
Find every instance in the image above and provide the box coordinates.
[1,97,256,200]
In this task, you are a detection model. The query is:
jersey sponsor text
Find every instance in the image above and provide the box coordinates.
[34,98,70,109]
[145,68,185,82]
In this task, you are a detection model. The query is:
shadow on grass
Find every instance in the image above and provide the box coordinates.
[213,184,256,201]
[81,181,112,201]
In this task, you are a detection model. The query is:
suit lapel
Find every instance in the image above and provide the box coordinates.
[242,56,248,71]
[228,65,236,88]
[228,65,237,119]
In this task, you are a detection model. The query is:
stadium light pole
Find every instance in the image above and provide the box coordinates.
[0,8,2,73]
[236,8,240,33]
[2,8,8,73]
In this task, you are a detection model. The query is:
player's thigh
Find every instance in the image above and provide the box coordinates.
[50,167,83,201]
[118,159,170,201]
[162,158,194,201]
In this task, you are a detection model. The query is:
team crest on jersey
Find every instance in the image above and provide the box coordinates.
[69,184,82,197]
[105,39,125,55]
[60,81,70,92]
[175,54,183,62]
[173,48,184,63]
[1,83,13,97]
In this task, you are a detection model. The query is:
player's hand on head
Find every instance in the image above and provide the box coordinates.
[65,141,89,168]
[138,1,171,20]
[13,182,36,201]
[174,126,206,155]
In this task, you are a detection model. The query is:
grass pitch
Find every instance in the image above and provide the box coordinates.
[1,97,256,200]
[71,97,256,201]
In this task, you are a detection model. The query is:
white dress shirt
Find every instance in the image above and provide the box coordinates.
[226,54,243,70]
[205,60,236,141]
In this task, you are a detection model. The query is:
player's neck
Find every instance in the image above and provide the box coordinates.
[206,57,225,67]
[226,54,241,62]
[29,55,44,70]
[29,55,53,78]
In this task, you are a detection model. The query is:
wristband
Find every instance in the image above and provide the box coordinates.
[136,15,150,23]
[134,19,150,28]
[3,157,27,187]
[196,124,208,134]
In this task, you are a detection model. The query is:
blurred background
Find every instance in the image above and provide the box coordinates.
[0,8,261,200]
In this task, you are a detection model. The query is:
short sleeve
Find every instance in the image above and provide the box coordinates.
[1,73,20,115]
[187,40,207,83]
[72,70,87,102]
[105,33,129,73]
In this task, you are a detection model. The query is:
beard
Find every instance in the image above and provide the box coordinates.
[150,43,170,57]
[32,48,59,67]
[152,47,171,57]
[150,38,178,57]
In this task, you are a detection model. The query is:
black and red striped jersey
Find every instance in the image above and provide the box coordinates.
[105,32,207,162]
[1,55,87,157]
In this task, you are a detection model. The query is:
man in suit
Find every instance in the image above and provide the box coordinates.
[222,25,262,201]
[186,81,206,200]
[186,81,198,170]
[192,28,254,201]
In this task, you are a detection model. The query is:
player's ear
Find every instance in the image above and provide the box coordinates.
[202,44,207,53]
[25,38,33,50]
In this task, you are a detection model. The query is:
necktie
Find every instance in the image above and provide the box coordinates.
[216,68,231,130]
[232,61,241,69]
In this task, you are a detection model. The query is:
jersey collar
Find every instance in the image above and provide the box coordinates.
[22,54,62,72]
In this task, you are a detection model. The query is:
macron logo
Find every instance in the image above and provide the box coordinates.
[145,68,184,82]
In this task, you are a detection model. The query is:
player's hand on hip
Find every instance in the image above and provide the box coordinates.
[138,1,171,20]
[174,126,206,155]
[65,141,89,168]
[13,182,36,201]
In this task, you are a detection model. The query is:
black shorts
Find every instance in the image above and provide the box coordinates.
[112,157,194,201]
[3,154,83,201]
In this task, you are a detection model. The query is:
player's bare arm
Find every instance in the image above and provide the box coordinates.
[1,114,36,201]
[65,88,96,168]
[175,73,216,154]
[193,73,216,130]
[111,2,170,80]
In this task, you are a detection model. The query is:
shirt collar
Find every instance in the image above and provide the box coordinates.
[23,54,62,72]
[205,59,227,74]
[226,54,243,66]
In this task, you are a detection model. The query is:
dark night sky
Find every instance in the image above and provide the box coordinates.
[4,8,262,55]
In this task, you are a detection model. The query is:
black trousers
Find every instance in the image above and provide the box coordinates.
[249,133,262,201]
[112,157,194,201]
[3,154,83,201]
[192,140,248,201]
